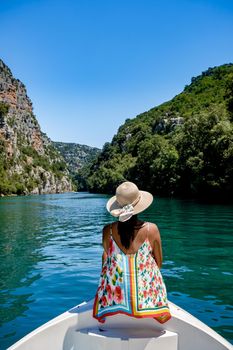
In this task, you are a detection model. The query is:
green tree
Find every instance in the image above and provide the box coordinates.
[130,135,179,195]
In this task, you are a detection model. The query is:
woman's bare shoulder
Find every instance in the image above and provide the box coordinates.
[147,222,161,242]
[102,223,110,238]
[102,223,112,251]
[102,222,116,239]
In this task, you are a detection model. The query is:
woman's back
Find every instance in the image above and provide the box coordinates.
[105,220,147,254]
[93,220,171,324]
[103,220,163,269]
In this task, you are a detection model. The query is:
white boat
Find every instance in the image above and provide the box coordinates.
[8,299,233,350]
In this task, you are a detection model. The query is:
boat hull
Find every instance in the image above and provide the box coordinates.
[7,299,233,350]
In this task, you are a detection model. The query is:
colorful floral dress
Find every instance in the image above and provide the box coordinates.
[93,223,171,324]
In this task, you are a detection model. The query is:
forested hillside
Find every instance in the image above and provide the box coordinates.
[86,64,233,200]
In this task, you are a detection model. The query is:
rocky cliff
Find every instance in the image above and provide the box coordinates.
[52,141,100,191]
[0,59,73,195]
[53,141,100,172]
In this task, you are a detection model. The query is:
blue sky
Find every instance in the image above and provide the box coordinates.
[1,0,233,148]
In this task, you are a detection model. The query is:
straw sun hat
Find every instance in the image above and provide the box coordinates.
[106,181,153,222]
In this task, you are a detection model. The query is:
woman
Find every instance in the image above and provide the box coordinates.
[93,181,171,324]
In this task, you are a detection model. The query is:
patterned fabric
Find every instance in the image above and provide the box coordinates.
[93,223,171,324]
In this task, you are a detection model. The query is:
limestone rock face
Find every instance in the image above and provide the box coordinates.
[0,59,73,195]
[53,141,100,173]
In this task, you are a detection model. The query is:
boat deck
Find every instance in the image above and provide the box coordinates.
[8,299,233,350]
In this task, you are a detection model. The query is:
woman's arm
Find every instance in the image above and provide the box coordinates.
[149,223,163,269]
[102,224,109,266]
[102,251,107,265]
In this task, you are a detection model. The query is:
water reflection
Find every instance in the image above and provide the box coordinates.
[141,198,233,344]
[0,197,47,326]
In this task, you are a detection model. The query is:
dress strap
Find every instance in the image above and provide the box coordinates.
[147,222,150,232]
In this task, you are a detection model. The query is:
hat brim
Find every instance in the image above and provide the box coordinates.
[106,190,153,216]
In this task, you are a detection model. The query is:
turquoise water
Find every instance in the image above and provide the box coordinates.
[0,192,232,349]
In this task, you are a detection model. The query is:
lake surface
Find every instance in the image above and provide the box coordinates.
[0,192,232,349]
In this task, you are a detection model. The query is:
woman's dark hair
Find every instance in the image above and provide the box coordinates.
[117,215,143,249]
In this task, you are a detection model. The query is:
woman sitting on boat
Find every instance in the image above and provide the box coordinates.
[93,181,171,324]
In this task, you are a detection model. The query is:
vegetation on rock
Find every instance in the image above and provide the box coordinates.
[86,64,233,200]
